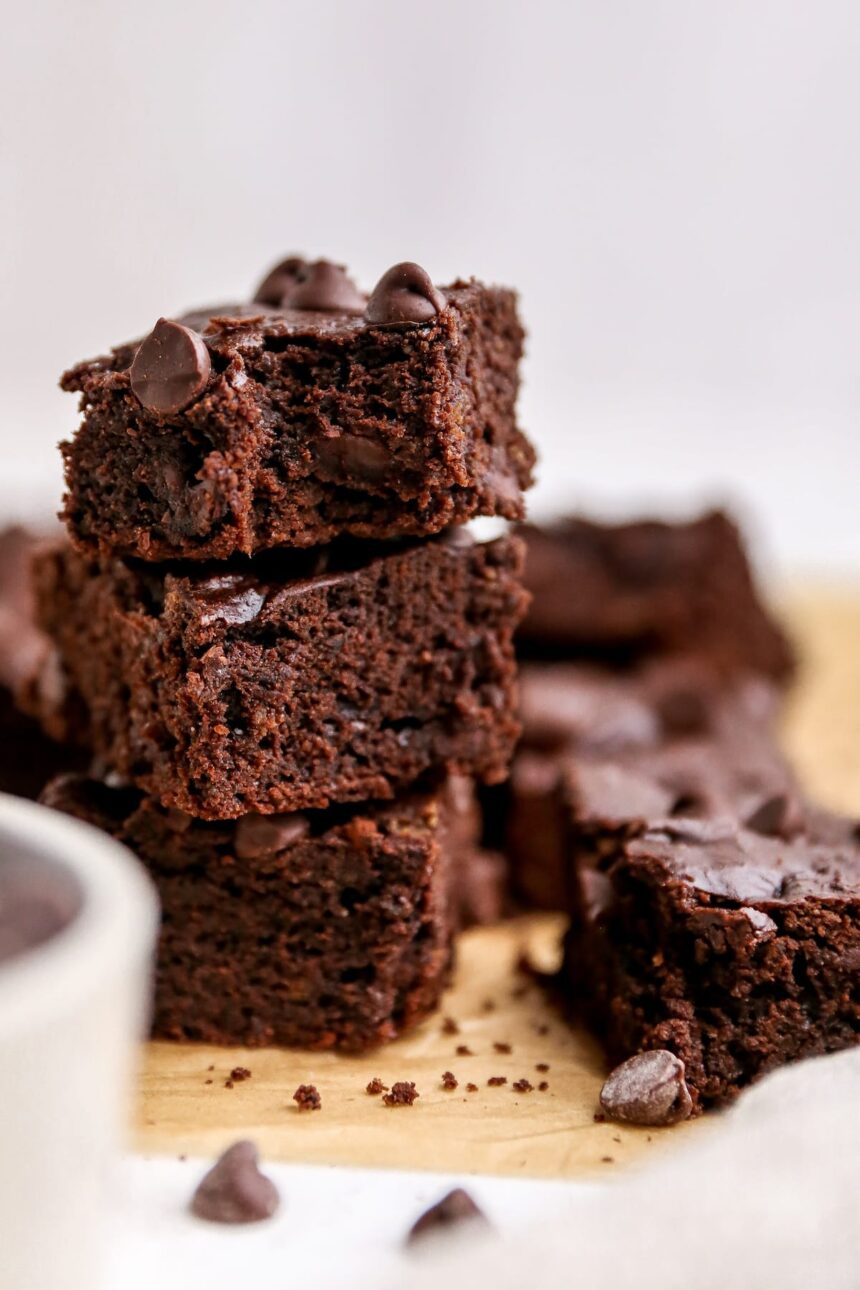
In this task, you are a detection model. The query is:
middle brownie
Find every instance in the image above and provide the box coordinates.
[34,531,526,819]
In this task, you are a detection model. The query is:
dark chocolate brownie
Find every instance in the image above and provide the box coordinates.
[563,816,860,1108]
[41,772,460,1051]
[60,264,534,561]
[31,532,526,819]
[506,660,794,909]
[517,511,794,681]
[0,526,86,798]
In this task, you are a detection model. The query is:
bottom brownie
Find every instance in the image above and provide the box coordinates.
[41,773,463,1051]
[563,816,860,1108]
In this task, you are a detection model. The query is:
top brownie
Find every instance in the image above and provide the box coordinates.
[517,510,795,681]
[60,258,534,561]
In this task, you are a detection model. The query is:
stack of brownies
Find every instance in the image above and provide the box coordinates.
[507,512,860,1109]
[30,256,535,1050]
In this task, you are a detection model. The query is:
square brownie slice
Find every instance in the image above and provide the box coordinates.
[41,772,461,1051]
[60,269,534,561]
[517,511,794,682]
[505,659,793,909]
[563,817,860,1108]
[31,532,527,819]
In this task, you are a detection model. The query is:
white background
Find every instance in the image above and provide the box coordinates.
[1,0,858,574]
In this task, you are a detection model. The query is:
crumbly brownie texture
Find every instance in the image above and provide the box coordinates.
[32,532,526,819]
[505,660,793,909]
[517,511,795,681]
[563,817,860,1108]
[41,773,457,1051]
[60,275,534,561]
[0,526,87,798]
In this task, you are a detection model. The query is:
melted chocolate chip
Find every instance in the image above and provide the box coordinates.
[599,1050,693,1127]
[253,255,312,306]
[407,1188,489,1247]
[313,434,391,482]
[286,260,366,314]
[234,812,310,860]
[190,1140,279,1224]
[129,318,211,415]
[365,261,446,326]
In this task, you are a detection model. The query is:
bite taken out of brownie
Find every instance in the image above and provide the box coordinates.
[517,510,795,683]
[563,816,860,1110]
[41,772,463,1051]
[60,259,535,562]
[31,531,527,820]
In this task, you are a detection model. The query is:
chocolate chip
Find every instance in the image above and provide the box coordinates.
[745,793,800,839]
[599,1051,693,1127]
[365,261,446,326]
[129,318,211,415]
[190,1140,279,1224]
[286,260,365,314]
[234,812,310,860]
[253,255,311,306]
[407,1188,489,1247]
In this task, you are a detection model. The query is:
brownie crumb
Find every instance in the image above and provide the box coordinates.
[205,1079,213,1085]
[366,1077,387,1096]
[441,1071,458,1091]
[535,1063,550,1072]
[224,1079,234,1089]
[512,1079,534,1093]
[487,1076,507,1087]
[293,1084,321,1111]
[493,1042,512,1054]
[383,1081,420,1107]
[441,1017,460,1036]
[593,1112,606,1123]
[230,1066,252,1082]
[538,1081,549,1092]
[207,1064,215,1072]
[481,998,496,1013]
[455,1045,474,1057]
[466,1083,479,1093]
[510,984,529,1000]
[601,1156,615,1164]
[536,1024,550,1036]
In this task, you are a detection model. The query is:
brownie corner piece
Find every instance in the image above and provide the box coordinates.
[40,772,459,1051]
[59,272,534,560]
[563,817,860,1109]
[33,531,527,818]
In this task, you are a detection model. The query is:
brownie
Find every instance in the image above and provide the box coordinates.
[31,531,526,819]
[517,511,794,681]
[41,772,461,1051]
[60,269,534,561]
[563,816,860,1108]
[0,526,86,799]
[506,660,794,909]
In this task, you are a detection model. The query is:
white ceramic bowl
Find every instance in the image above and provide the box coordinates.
[0,793,158,1290]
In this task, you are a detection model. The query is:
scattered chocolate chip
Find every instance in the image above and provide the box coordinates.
[286,260,365,314]
[234,812,310,860]
[407,1188,490,1247]
[292,1084,321,1111]
[455,1045,473,1057]
[230,1066,251,1082]
[745,793,800,839]
[204,1079,213,1085]
[441,1016,460,1036]
[253,255,311,306]
[383,1081,419,1107]
[129,318,211,415]
[366,1077,387,1096]
[441,1071,458,1091]
[365,261,446,326]
[190,1140,279,1224]
[487,1076,507,1087]
[512,1079,533,1093]
[538,1082,549,1092]
[493,1042,512,1054]
[535,1063,550,1072]
[466,1083,478,1093]
[599,1051,693,1127]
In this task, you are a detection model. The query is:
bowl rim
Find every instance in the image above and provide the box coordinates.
[0,793,158,1034]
